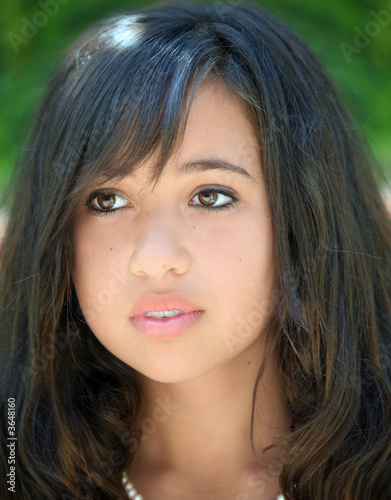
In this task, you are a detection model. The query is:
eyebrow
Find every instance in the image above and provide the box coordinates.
[177,159,258,183]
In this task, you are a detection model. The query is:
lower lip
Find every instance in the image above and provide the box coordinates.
[131,311,203,339]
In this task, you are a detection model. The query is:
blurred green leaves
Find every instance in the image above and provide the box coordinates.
[1,0,390,196]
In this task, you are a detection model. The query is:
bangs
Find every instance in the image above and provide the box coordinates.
[56,13,232,199]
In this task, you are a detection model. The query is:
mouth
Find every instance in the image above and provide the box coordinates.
[143,309,187,318]
[130,293,204,339]
[130,291,202,317]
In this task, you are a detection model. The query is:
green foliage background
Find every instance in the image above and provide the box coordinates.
[1,0,390,197]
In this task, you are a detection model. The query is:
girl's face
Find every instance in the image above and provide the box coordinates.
[71,80,277,383]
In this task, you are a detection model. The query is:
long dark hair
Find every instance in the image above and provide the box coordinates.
[1,1,391,498]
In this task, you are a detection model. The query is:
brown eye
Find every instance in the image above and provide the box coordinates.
[96,194,116,209]
[189,188,237,212]
[198,191,218,206]
[89,192,129,212]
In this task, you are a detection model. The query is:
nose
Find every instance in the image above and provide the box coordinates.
[129,209,191,279]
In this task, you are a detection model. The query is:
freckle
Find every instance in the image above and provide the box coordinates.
[193,226,196,229]
[162,265,166,268]
[239,258,242,262]
[247,361,251,365]
[110,248,113,252]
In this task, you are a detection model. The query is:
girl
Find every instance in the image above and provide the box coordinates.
[1,2,390,499]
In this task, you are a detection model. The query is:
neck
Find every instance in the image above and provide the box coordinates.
[129,338,289,498]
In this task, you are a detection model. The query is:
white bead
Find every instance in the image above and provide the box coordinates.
[123,468,285,500]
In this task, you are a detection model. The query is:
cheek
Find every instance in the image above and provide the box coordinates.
[71,221,124,318]
[199,214,277,324]
[206,212,275,280]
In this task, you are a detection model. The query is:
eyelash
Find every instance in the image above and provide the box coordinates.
[84,190,128,217]
[84,187,239,216]
[191,187,239,213]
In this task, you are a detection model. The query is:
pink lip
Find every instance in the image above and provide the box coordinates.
[130,292,204,340]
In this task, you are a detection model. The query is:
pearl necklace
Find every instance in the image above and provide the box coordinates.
[122,471,144,500]
[122,471,286,499]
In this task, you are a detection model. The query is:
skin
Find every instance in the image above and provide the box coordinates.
[72,80,288,499]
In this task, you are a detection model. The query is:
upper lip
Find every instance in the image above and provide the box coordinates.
[130,292,202,317]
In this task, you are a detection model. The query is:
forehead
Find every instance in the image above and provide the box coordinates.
[178,80,259,151]
[75,79,262,197]
[135,81,261,181]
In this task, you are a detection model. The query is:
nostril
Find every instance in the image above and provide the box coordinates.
[129,239,191,278]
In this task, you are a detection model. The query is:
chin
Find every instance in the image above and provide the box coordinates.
[130,359,217,385]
